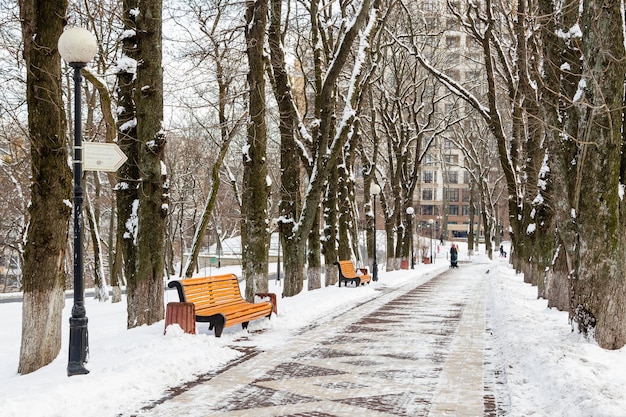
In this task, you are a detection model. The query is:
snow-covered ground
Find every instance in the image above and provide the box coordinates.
[1,242,625,417]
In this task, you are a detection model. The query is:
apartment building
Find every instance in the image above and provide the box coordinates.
[415,0,506,242]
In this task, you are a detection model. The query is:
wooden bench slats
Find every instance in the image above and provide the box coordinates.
[335,260,371,287]
[167,273,273,337]
[196,303,271,318]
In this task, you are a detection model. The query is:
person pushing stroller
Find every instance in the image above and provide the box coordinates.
[450,244,458,268]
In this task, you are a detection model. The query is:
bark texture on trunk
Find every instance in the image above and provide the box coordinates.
[117,0,140,320]
[131,0,166,326]
[243,0,270,301]
[18,0,70,374]
[323,169,339,286]
[569,0,626,348]
[268,0,305,292]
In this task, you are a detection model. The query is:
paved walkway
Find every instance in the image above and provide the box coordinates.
[132,262,496,417]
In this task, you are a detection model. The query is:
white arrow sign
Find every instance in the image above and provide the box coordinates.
[83,142,128,172]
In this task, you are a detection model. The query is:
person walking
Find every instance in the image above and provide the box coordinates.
[450,244,458,268]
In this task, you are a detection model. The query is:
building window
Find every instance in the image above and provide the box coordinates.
[424,0,438,12]
[462,189,471,202]
[422,205,435,215]
[462,205,471,216]
[446,19,460,31]
[444,154,459,165]
[423,170,437,183]
[449,205,459,216]
[422,188,436,200]
[447,171,459,184]
[464,171,471,184]
[424,154,436,166]
[448,52,460,65]
[445,188,460,202]
[446,35,461,48]
[444,69,461,80]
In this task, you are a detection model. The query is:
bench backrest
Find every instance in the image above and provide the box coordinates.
[337,260,357,278]
[168,274,244,309]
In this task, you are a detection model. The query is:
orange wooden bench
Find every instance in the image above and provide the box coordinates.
[334,260,371,287]
[167,274,274,337]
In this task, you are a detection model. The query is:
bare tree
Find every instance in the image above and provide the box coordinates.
[267,0,391,296]
[176,1,248,278]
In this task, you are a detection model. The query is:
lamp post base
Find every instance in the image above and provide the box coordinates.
[67,316,89,376]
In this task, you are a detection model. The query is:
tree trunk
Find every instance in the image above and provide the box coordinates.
[307,213,322,291]
[86,188,108,301]
[468,184,476,254]
[125,0,166,327]
[567,0,626,348]
[322,170,339,286]
[117,0,140,316]
[384,217,394,271]
[268,0,306,291]
[18,0,70,374]
[243,0,269,301]
[337,163,352,262]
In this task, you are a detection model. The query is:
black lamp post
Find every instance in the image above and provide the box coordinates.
[277,237,281,282]
[428,218,434,264]
[406,207,414,269]
[59,27,97,377]
[370,183,381,281]
[216,228,222,268]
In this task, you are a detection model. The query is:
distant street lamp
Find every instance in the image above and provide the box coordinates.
[59,27,98,377]
[437,215,442,243]
[406,207,414,269]
[216,228,222,268]
[428,218,434,264]
[370,183,381,281]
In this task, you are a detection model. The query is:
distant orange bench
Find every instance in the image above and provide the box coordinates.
[167,274,273,337]
[334,260,371,287]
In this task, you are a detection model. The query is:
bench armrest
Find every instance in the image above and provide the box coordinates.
[255,292,277,315]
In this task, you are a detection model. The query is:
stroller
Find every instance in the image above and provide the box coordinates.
[450,245,459,268]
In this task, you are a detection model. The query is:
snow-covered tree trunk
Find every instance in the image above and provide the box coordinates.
[116,0,140,315]
[337,160,352,262]
[268,0,306,294]
[242,0,270,301]
[132,0,166,326]
[18,0,70,374]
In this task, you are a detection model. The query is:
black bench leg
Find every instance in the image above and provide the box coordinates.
[242,321,249,330]
[212,316,225,337]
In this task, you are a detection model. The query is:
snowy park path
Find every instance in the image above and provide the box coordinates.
[132,261,497,417]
